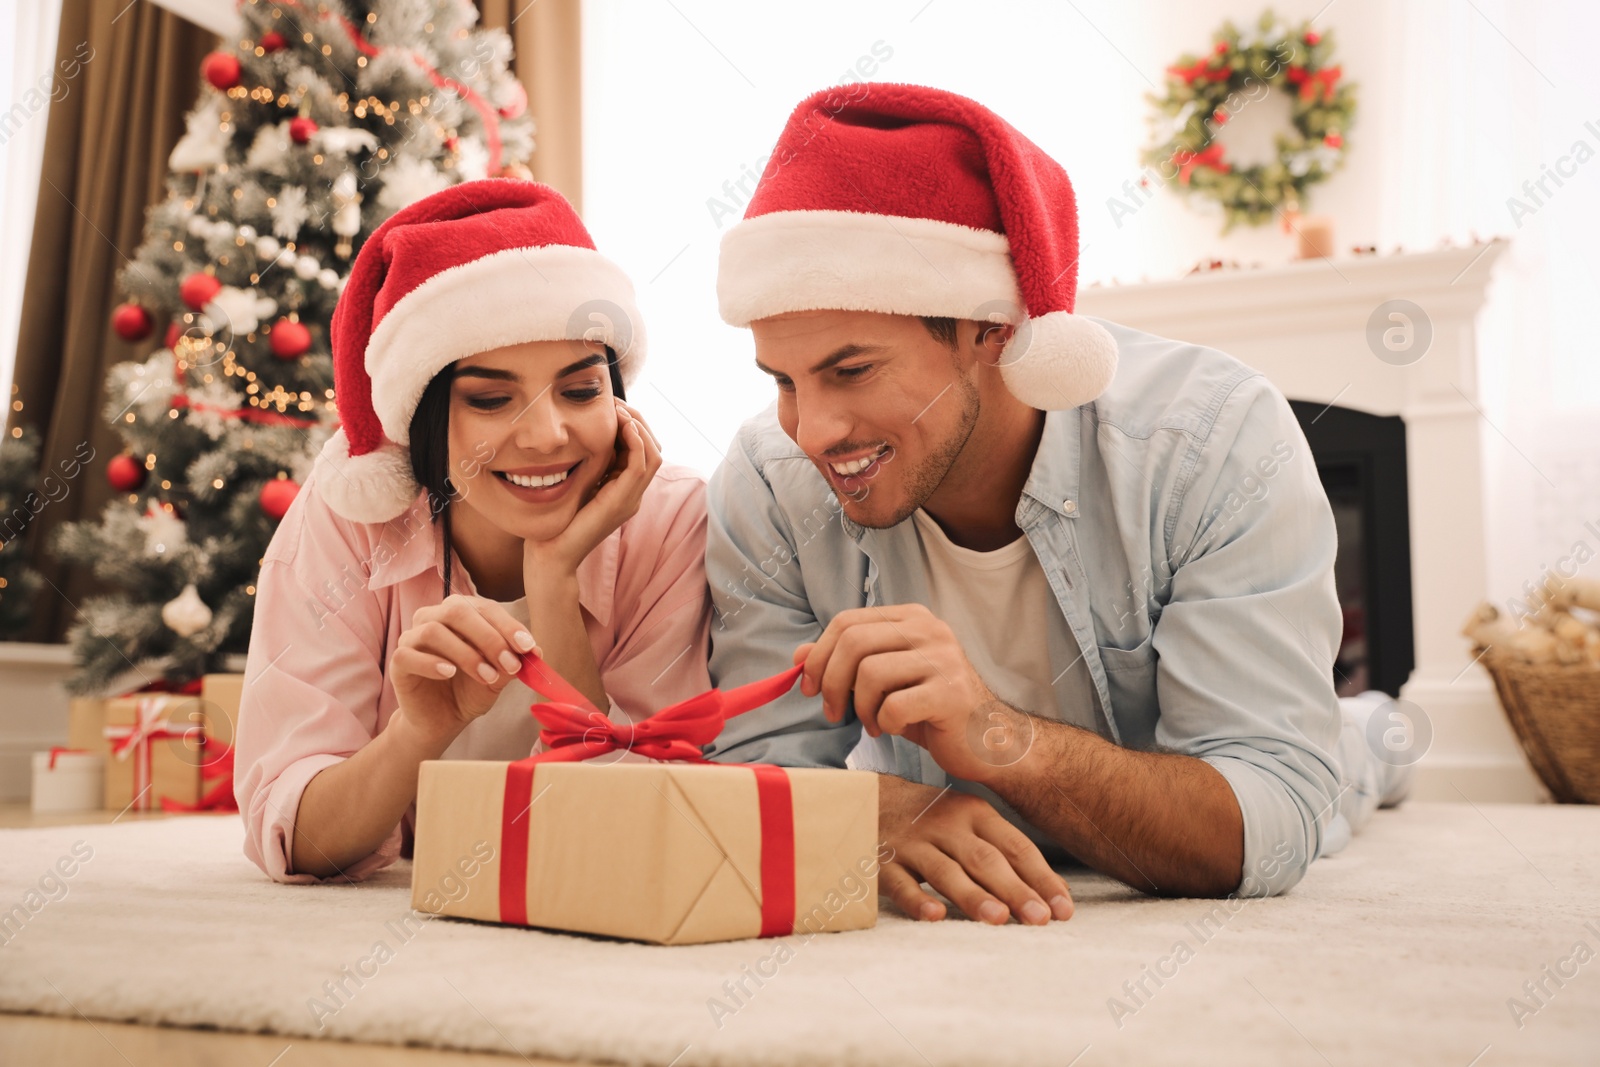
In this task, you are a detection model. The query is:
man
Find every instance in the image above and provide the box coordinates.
[703,84,1408,925]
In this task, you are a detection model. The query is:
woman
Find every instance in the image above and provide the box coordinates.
[234,181,711,883]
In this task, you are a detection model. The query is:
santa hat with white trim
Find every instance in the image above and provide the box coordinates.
[717,83,1116,411]
[314,179,645,523]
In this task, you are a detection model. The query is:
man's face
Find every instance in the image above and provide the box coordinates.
[752,310,981,528]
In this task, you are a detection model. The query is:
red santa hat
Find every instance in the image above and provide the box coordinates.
[717,84,1116,411]
[314,179,645,523]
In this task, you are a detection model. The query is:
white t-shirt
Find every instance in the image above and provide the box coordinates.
[848,509,1096,862]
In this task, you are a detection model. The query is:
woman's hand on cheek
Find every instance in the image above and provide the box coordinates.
[390,595,541,746]
[522,398,663,579]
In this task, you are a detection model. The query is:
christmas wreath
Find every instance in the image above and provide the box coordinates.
[1142,12,1356,230]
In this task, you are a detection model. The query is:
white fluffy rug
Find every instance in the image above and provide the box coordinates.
[1,804,1596,1066]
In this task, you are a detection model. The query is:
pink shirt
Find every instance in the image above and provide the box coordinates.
[234,462,712,884]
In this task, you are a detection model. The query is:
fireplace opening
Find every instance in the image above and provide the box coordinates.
[1289,401,1416,698]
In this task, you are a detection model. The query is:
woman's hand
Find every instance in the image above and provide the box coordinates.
[523,398,663,578]
[390,594,540,745]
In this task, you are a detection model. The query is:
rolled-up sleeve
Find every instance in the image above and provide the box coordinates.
[234,491,401,885]
[1152,378,1343,897]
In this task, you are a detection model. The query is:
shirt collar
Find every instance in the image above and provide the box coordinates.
[365,493,618,627]
[842,405,1083,546]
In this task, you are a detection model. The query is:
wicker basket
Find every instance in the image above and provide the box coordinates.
[1478,649,1600,803]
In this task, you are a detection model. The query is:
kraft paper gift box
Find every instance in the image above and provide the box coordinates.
[200,673,244,748]
[102,693,206,812]
[411,656,881,946]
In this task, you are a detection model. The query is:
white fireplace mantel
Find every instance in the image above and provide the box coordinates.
[1078,240,1543,802]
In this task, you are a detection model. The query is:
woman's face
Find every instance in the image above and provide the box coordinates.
[446,339,619,543]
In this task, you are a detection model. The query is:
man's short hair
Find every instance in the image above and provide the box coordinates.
[919,316,959,348]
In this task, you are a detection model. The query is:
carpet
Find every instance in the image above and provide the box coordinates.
[1,804,1596,1066]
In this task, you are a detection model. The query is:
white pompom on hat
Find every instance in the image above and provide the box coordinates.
[717,83,1117,411]
[315,179,646,523]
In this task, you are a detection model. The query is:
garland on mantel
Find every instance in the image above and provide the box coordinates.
[1080,235,1499,287]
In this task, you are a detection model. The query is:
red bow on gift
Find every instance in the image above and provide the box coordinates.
[514,655,803,762]
[497,655,806,936]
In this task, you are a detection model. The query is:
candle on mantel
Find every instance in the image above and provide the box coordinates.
[1295,215,1337,260]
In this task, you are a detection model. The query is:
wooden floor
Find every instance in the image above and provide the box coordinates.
[0,803,585,1066]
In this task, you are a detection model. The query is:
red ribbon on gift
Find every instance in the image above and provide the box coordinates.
[104,696,204,812]
[496,656,804,938]
[46,746,89,770]
[160,743,239,814]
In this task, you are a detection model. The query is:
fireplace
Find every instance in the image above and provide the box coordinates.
[1289,402,1414,698]
[1078,239,1545,801]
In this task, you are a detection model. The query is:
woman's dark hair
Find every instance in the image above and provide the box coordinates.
[408,347,626,597]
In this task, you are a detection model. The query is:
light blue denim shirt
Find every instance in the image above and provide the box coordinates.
[703,318,1343,897]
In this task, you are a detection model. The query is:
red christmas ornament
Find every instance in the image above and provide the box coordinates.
[259,31,287,53]
[165,321,184,349]
[259,477,300,521]
[179,272,222,311]
[1305,30,1322,46]
[268,318,312,359]
[289,116,319,144]
[107,454,147,493]
[111,302,153,341]
[498,81,527,119]
[202,51,241,91]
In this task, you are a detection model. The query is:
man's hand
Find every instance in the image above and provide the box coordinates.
[877,775,1074,925]
[797,604,1031,784]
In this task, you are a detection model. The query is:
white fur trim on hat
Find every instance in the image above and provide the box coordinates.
[717,210,1019,327]
[998,311,1119,412]
[313,429,420,524]
[367,245,646,445]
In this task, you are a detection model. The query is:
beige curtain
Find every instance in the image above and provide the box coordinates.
[476,0,584,214]
[8,1,216,643]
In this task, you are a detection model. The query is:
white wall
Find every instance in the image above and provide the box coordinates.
[582,0,1600,617]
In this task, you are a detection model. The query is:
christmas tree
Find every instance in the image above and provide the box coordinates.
[0,399,46,638]
[53,0,533,694]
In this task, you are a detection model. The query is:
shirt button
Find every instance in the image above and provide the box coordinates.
[1062,499,1078,515]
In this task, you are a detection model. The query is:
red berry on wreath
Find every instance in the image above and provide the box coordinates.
[1324,131,1343,148]
[179,272,222,311]
[1305,31,1322,46]
[259,477,300,521]
[202,52,241,91]
[107,454,147,493]
[259,31,287,53]
[1213,41,1228,55]
[289,116,319,144]
[111,302,153,341]
[268,317,312,359]
[1212,108,1230,127]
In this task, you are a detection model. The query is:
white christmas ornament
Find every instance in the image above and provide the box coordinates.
[376,156,449,213]
[161,584,213,638]
[246,121,294,174]
[169,98,227,172]
[255,235,281,259]
[201,286,278,336]
[295,255,320,280]
[139,507,188,557]
[275,247,298,269]
[315,127,379,157]
[186,215,212,237]
[331,170,362,237]
[270,186,310,240]
[237,224,257,242]
[317,268,340,289]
